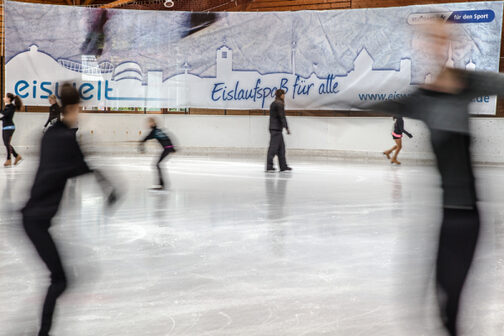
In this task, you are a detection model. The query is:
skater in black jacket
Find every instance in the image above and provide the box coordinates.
[43,95,61,130]
[22,83,117,336]
[139,117,176,190]
[366,20,504,336]
[1,93,23,167]
[266,89,292,172]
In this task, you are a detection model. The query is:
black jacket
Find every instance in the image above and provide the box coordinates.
[392,117,412,138]
[1,104,16,128]
[22,121,93,219]
[142,126,175,151]
[44,104,61,127]
[369,70,504,209]
[269,100,288,131]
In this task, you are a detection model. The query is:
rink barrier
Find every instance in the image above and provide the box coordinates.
[6,113,504,164]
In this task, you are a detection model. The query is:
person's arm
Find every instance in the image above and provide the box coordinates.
[138,128,155,153]
[279,103,289,133]
[1,105,13,121]
[67,136,93,178]
[55,105,62,121]
[403,129,413,138]
[44,114,51,128]
[366,100,406,118]
[465,71,504,97]
[363,93,423,121]
[141,128,156,142]
[68,137,119,207]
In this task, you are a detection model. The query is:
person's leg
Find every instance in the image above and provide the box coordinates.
[436,208,480,336]
[23,217,67,336]
[3,129,12,161]
[266,131,281,170]
[391,139,402,163]
[8,129,19,160]
[156,149,170,188]
[384,143,397,159]
[278,133,288,171]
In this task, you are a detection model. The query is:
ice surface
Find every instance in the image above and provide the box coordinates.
[1,155,504,335]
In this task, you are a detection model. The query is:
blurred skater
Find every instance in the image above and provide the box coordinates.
[367,19,504,335]
[22,83,117,336]
[1,93,23,167]
[43,95,61,131]
[383,116,413,165]
[81,9,108,57]
[139,117,176,190]
[266,89,292,172]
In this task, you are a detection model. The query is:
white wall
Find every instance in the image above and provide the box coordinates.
[6,112,504,163]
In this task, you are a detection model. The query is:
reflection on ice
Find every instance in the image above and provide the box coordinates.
[1,155,503,335]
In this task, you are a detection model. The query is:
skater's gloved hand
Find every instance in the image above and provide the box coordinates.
[286,129,291,135]
[407,134,413,139]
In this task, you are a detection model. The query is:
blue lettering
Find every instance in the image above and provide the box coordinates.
[226,88,233,101]
[211,83,224,101]
[14,80,29,99]
[55,82,61,99]
[280,78,289,94]
[40,81,53,99]
[318,83,325,94]
[234,82,240,100]
[79,83,94,100]
[319,75,339,95]
[104,80,114,100]
[292,76,314,99]
[32,81,37,98]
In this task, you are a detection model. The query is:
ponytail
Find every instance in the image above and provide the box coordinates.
[13,96,24,111]
[6,93,24,111]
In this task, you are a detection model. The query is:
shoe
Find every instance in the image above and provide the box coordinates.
[280,167,293,172]
[3,160,11,167]
[391,159,401,165]
[14,155,23,165]
[383,152,391,160]
[265,168,276,173]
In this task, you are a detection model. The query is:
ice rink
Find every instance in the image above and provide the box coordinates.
[1,155,504,335]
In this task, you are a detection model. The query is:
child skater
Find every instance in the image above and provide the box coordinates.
[139,117,176,190]
[383,116,413,165]
[21,83,118,336]
[1,93,23,167]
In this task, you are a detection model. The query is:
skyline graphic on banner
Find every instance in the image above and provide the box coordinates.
[5,1,502,83]
[4,1,503,114]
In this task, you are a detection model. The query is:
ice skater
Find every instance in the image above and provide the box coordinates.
[139,117,176,190]
[383,116,413,165]
[266,89,292,172]
[43,95,61,130]
[1,93,23,167]
[366,19,504,336]
[21,83,117,336]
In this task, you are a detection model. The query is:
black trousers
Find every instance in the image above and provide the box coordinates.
[23,217,67,336]
[156,148,171,187]
[2,129,18,160]
[266,130,287,170]
[436,207,480,336]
